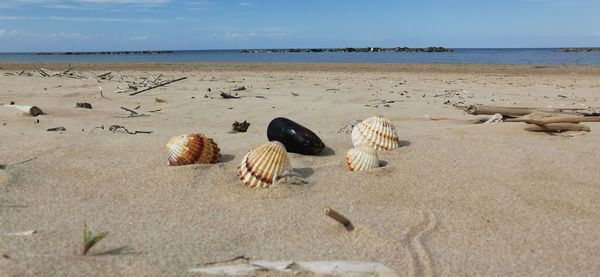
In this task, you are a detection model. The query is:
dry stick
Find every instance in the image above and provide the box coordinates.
[324,207,354,231]
[504,115,600,125]
[109,125,152,135]
[524,123,590,132]
[56,65,72,76]
[120,107,138,115]
[458,104,597,117]
[38,68,50,77]
[96,72,112,78]
[129,77,187,96]
[152,74,163,84]
[220,91,240,99]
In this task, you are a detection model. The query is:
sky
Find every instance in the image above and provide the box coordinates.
[0,0,599,52]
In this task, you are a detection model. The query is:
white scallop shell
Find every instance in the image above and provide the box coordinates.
[238,141,293,188]
[351,115,400,151]
[166,134,221,166]
[346,144,380,171]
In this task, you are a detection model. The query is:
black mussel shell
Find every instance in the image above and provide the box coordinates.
[267,117,325,155]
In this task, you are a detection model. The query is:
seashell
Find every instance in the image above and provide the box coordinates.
[351,115,399,151]
[238,141,293,188]
[166,134,221,165]
[267,117,325,155]
[346,144,380,171]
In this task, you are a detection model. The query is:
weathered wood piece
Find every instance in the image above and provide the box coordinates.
[459,104,595,117]
[524,123,590,132]
[129,77,187,96]
[505,115,600,125]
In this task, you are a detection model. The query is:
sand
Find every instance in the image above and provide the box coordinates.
[1,62,599,276]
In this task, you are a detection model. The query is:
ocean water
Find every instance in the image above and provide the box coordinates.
[1,48,600,65]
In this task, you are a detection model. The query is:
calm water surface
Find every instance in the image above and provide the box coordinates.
[1,48,599,65]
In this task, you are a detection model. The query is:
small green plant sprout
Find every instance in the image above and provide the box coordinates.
[82,224,108,256]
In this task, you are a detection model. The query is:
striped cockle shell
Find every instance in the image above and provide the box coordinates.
[351,115,400,151]
[346,144,380,171]
[238,141,293,188]
[166,134,221,165]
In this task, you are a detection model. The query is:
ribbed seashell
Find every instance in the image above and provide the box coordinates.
[351,115,399,151]
[238,141,293,188]
[166,134,221,165]
[346,144,380,171]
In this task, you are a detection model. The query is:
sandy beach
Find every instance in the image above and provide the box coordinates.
[1,62,599,276]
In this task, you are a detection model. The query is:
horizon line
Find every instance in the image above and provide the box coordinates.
[2,46,600,54]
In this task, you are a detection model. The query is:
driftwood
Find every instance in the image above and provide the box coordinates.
[120,107,138,115]
[504,115,600,125]
[129,77,187,96]
[4,104,43,116]
[524,123,590,132]
[38,68,51,77]
[459,104,595,117]
[96,72,112,78]
[120,107,148,118]
[47,127,66,132]
[324,207,354,231]
[108,125,152,134]
[220,91,240,99]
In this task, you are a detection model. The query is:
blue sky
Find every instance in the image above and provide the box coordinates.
[1,0,599,52]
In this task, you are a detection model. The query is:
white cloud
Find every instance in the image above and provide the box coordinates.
[129,35,151,40]
[0,30,20,38]
[0,16,39,20]
[1,0,170,8]
[0,29,94,40]
[49,15,165,23]
[239,2,252,6]
[224,32,287,39]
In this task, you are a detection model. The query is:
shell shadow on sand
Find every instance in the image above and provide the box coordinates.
[219,154,236,163]
[317,146,336,156]
[399,140,410,147]
[294,167,315,178]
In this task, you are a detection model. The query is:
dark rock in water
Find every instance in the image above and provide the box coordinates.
[267,117,325,155]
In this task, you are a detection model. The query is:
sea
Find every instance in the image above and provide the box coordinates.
[0,48,599,65]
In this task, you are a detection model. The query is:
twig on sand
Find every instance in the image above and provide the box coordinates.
[88,125,105,134]
[152,74,163,84]
[120,107,138,115]
[96,72,112,78]
[365,99,398,108]
[324,207,354,231]
[38,68,50,77]
[109,125,152,135]
[203,255,250,266]
[220,91,240,99]
[47,127,66,132]
[14,157,37,165]
[129,77,187,96]
[120,107,149,118]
